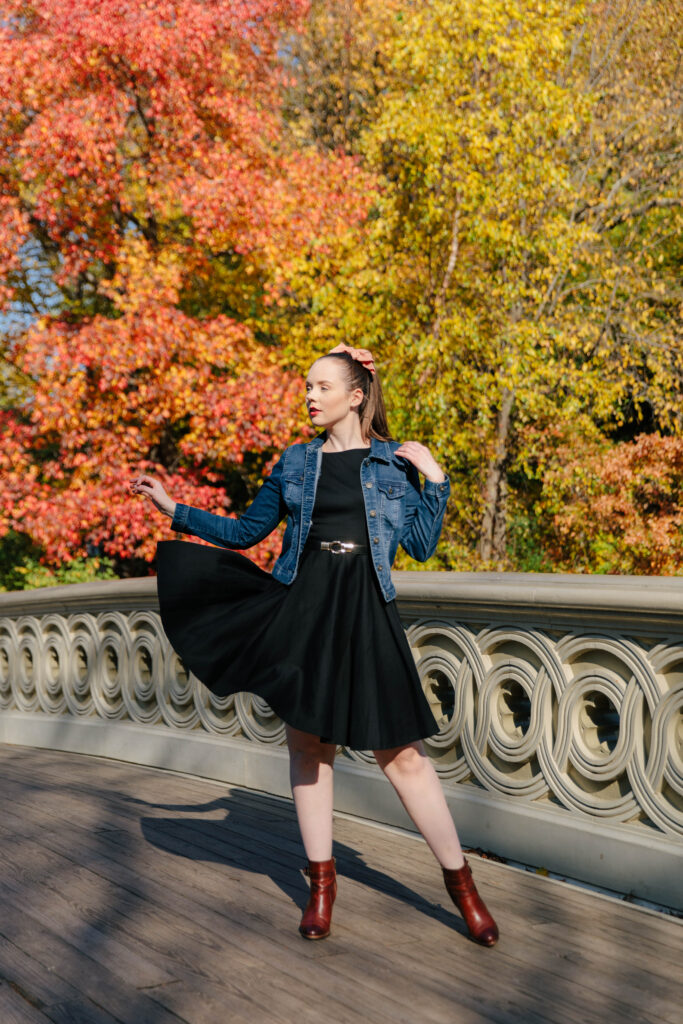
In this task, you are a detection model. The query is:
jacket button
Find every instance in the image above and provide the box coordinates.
[300,475,304,480]
[373,537,379,544]
[388,486,393,493]
[369,510,376,517]
[378,565,383,571]
[365,481,373,488]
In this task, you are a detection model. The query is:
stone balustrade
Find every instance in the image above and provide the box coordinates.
[1,568,681,908]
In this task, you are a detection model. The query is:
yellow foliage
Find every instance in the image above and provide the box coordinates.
[274,0,681,571]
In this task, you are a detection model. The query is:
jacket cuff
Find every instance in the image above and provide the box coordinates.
[423,475,450,499]
[171,502,190,531]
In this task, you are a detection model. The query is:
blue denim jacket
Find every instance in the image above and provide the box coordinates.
[170,433,451,601]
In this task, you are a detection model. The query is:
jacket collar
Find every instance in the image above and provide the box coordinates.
[308,432,392,463]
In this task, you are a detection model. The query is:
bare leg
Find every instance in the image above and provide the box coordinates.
[286,723,337,861]
[373,740,465,870]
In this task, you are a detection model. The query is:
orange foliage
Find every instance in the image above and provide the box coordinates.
[545,435,683,574]
[0,1,371,571]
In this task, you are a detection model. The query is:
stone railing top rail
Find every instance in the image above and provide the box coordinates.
[0,568,681,629]
[394,570,683,629]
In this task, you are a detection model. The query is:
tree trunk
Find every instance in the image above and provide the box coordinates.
[417,199,461,388]
[479,388,515,563]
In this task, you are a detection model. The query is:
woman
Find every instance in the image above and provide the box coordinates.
[130,343,498,947]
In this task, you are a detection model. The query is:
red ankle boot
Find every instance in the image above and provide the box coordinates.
[299,856,337,940]
[442,858,499,946]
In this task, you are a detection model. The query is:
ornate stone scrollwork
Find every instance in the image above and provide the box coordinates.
[402,620,683,837]
[346,747,378,765]
[192,679,239,736]
[65,613,98,716]
[0,618,19,711]
[632,642,683,835]
[35,614,69,716]
[90,611,129,721]
[13,616,42,713]
[234,692,287,744]
[121,611,162,726]
[1,585,681,839]
[404,621,484,780]
[157,627,201,730]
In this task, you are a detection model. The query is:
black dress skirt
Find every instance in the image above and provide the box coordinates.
[155,446,439,750]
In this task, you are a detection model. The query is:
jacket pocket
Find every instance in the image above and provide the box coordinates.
[376,479,406,525]
[283,473,305,509]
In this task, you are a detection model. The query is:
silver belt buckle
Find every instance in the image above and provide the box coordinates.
[322,540,354,554]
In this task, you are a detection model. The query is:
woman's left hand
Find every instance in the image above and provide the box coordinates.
[394,441,447,483]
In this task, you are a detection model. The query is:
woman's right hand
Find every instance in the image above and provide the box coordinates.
[129,474,177,519]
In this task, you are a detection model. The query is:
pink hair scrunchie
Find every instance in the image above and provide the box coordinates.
[328,342,376,376]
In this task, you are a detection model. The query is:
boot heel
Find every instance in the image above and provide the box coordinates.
[442,858,499,947]
[299,856,337,940]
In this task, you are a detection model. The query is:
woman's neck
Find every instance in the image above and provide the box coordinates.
[321,427,370,453]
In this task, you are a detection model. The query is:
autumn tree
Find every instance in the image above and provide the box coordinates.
[277,0,682,572]
[281,0,603,564]
[563,0,683,437]
[281,0,402,153]
[540,434,683,574]
[0,0,371,579]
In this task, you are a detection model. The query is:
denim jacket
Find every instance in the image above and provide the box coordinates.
[170,433,451,602]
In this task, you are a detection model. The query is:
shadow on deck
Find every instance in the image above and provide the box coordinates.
[0,745,680,1024]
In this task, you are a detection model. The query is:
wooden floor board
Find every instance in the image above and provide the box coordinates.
[0,941,124,1024]
[0,813,428,1022]
[0,744,680,1024]
[0,916,185,1024]
[41,1001,123,1024]
[0,983,52,1024]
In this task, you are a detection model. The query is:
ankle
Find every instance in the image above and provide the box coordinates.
[304,851,333,863]
[440,854,466,872]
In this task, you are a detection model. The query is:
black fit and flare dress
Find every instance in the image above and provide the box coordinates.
[155,446,439,750]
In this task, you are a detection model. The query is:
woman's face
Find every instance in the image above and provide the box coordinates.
[305,357,363,432]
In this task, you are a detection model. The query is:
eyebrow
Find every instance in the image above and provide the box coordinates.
[305,379,334,385]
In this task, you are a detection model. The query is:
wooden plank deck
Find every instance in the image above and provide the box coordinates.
[0,746,680,1024]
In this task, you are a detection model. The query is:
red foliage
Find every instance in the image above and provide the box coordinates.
[0,1,371,572]
[545,434,683,574]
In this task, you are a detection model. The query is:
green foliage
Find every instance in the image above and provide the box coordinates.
[506,513,554,575]
[0,531,117,592]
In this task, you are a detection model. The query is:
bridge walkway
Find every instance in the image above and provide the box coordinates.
[0,746,680,1024]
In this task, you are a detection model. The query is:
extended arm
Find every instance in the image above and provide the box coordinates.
[171,451,288,549]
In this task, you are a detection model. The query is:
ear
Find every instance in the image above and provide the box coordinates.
[350,386,364,410]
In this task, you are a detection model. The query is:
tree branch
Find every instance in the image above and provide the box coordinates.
[604,196,682,230]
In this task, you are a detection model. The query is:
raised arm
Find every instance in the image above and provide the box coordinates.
[398,461,450,561]
[393,441,450,562]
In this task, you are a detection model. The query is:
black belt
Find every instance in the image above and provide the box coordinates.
[318,540,367,555]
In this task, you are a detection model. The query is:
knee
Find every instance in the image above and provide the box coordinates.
[376,742,426,779]
[290,745,335,773]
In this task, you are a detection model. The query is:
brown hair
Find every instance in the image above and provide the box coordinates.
[321,351,394,442]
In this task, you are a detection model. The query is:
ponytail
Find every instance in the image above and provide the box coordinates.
[322,352,394,442]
